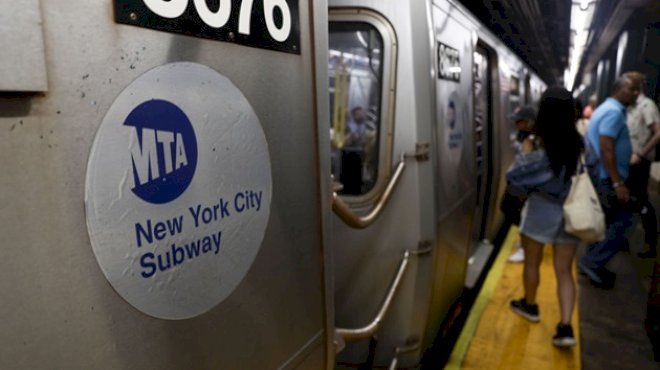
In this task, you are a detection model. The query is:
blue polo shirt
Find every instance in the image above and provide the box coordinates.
[586,97,631,180]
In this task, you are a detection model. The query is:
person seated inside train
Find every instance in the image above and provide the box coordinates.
[341,106,376,194]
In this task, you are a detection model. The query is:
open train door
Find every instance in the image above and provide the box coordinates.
[0,1,333,369]
[465,44,496,289]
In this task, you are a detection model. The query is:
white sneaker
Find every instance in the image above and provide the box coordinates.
[508,246,525,263]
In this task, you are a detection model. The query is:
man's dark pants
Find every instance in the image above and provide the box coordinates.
[628,158,658,249]
[580,179,634,275]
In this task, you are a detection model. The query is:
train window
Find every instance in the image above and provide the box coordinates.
[507,73,521,135]
[510,76,520,96]
[328,21,384,196]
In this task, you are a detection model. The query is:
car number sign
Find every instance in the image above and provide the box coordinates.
[113,0,300,54]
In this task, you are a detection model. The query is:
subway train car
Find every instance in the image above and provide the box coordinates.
[0,0,544,369]
[1,1,332,369]
[329,0,544,367]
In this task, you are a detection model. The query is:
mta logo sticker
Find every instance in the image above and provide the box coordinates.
[86,62,272,320]
[125,99,198,204]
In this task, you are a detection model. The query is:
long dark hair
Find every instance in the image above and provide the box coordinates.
[535,86,584,178]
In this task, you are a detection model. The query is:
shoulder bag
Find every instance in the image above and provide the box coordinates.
[563,154,606,242]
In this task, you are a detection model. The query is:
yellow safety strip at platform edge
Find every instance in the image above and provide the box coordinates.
[444,227,518,370]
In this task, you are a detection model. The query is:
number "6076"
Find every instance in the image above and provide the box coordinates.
[143,0,292,42]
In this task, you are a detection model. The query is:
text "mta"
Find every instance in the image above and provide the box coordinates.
[130,127,188,187]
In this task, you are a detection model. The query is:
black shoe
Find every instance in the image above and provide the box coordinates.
[593,270,616,289]
[553,323,576,348]
[510,298,540,322]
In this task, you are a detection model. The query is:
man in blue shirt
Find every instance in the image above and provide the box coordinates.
[579,75,639,289]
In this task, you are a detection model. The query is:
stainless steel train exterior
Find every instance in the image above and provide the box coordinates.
[0,1,333,369]
[0,0,544,369]
[329,0,543,367]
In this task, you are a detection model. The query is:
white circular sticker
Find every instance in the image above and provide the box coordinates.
[85,62,272,320]
[439,91,466,192]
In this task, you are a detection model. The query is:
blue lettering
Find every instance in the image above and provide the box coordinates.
[140,252,156,278]
[135,219,153,247]
[202,237,212,253]
[213,231,222,254]
[220,198,230,218]
[189,204,202,227]
[185,240,201,258]
[172,243,185,265]
[166,216,184,235]
[253,191,262,211]
[153,221,167,240]
[235,190,264,213]
[157,252,171,271]
[189,202,226,228]
[202,207,213,224]
[135,216,183,247]
[138,231,222,279]
[234,192,245,213]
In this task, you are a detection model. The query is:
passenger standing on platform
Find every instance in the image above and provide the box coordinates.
[575,99,588,137]
[577,95,597,136]
[583,95,597,120]
[624,71,660,258]
[578,75,639,289]
[504,105,537,263]
[506,87,583,347]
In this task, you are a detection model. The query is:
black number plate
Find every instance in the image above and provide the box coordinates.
[113,0,300,54]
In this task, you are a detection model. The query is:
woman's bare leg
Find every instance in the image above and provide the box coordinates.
[553,243,579,324]
[521,234,545,305]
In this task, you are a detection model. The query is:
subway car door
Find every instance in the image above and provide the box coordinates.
[0,1,332,370]
[425,2,479,347]
[465,44,495,288]
[328,5,433,367]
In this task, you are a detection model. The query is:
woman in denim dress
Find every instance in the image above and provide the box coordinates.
[506,87,584,347]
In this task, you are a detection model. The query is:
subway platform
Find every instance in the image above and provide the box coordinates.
[443,178,660,370]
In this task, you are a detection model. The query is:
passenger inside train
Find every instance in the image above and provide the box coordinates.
[341,106,377,194]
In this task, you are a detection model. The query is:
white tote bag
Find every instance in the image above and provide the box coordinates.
[563,156,606,242]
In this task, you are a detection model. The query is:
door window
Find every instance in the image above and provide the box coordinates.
[329,22,384,196]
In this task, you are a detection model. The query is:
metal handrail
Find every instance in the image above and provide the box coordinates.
[335,250,410,342]
[388,342,420,370]
[332,153,406,229]
[333,244,432,352]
